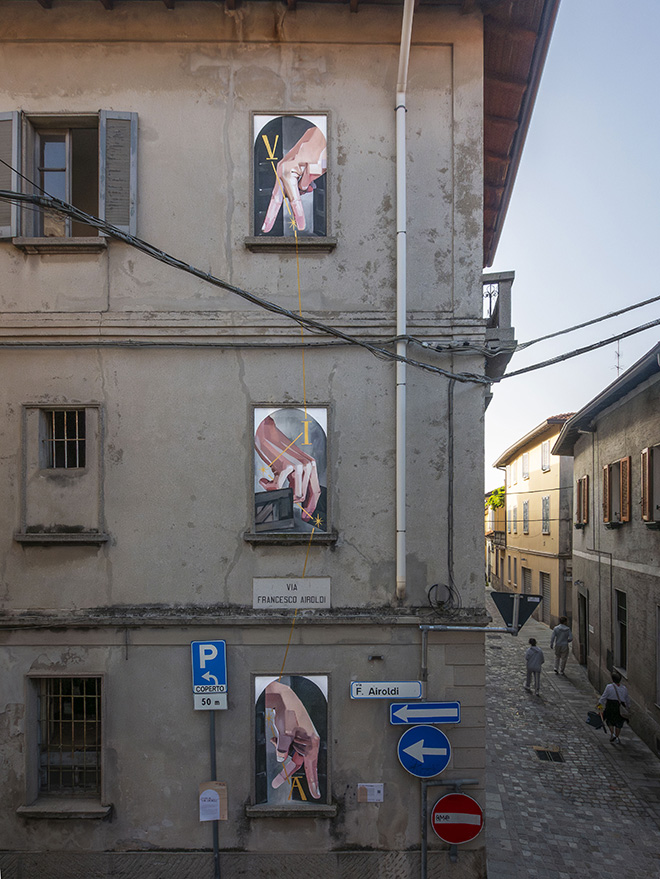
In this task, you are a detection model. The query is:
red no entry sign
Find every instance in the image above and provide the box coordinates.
[431,793,484,844]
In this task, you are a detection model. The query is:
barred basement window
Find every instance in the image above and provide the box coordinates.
[41,409,86,469]
[38,677,101,795]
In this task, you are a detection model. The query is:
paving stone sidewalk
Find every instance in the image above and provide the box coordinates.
[485,589,660,879]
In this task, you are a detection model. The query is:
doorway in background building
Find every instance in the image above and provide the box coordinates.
[578,591,588,665]
[540,572,551,624]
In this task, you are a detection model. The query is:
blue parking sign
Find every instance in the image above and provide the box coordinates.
[191,640,227,711]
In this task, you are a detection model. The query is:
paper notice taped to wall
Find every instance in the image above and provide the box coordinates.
[199,782,228,821]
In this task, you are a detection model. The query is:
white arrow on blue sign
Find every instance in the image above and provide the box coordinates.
[397,725,451,778]
[191,640,227,711]
[390,701,461,725]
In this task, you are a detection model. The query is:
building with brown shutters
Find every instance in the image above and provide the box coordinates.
[553,342,660,757]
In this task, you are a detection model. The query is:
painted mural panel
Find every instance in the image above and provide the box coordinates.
[255,675,328,805]
[253,406,327,533]
[253,114,327,237]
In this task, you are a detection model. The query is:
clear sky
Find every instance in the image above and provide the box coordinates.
[485,0,660,490]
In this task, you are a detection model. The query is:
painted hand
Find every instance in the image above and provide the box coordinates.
[255,415,321,521]
[261,126,327,233]
[265,681,321,799]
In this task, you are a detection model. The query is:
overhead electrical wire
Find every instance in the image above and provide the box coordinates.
[0,168,658,386]
[516,293,660,350]
[500,318,660,380]
[0,185,490,386]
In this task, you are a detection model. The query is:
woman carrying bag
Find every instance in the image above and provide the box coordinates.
[599,670,631,744]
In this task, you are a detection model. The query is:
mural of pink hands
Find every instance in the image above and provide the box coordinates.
[261,126,327,234]
[254,407,327,533]
[253,115,328,238]
[255,674,328,806]
[265,680,321,800]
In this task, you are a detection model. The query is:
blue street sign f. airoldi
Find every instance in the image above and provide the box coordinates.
[191,640,227,711]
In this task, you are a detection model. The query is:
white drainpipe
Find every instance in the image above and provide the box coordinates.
[396,0,415,602]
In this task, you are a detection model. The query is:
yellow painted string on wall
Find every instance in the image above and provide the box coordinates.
[263,148,313,678]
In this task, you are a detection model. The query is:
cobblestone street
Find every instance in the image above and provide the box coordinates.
[485,589,660,879]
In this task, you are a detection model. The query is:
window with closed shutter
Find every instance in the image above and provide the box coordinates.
[542,496,550,534]
[541,441,551,472]
[620,456,631,522]
[522,452,529,479]
[576,475,589,526]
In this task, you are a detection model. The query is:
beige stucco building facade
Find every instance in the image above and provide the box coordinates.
[0,1,558,876]
[492,416,574,627]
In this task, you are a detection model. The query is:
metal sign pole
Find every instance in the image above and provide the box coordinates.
[512,593,520,635]
[210,711,221,879]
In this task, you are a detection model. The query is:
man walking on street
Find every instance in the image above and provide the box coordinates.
[550,616,572,675]
[524,637,544,695]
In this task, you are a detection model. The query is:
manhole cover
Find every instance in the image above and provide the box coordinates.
[534,746,564,763]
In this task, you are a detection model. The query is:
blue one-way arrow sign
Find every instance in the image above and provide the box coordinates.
[397,725,451,778]
[390,701,460,725]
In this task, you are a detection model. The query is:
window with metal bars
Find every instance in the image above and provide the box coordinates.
[42,409,86,469]
[38,677,101,795]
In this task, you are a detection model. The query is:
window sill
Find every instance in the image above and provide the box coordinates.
[245,802,338,819]
[17,798,112,820]
[14,531,109,545]
[244,236,337,254]
[13,237,107,254]
[244,530,338,546]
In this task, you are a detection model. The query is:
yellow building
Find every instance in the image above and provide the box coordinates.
[485,487,506,585]
[492,416,574,627]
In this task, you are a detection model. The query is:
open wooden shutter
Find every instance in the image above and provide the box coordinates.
[602,465,611,523]
[620,456,631,523]
[582,474,589,524]
[641,448,652,521]
[0,111,20,239]
[576,479,583,524]
[99,111,138,236]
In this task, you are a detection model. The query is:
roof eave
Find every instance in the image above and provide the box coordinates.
[552,342,660,457]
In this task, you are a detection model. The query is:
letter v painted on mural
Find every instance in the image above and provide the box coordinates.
[262,134,279,161]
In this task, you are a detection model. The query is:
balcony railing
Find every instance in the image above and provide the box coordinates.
[483,271,516,381]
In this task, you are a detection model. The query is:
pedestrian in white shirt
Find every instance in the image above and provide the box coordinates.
[524,638,544,696]
[550,616,572,675]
